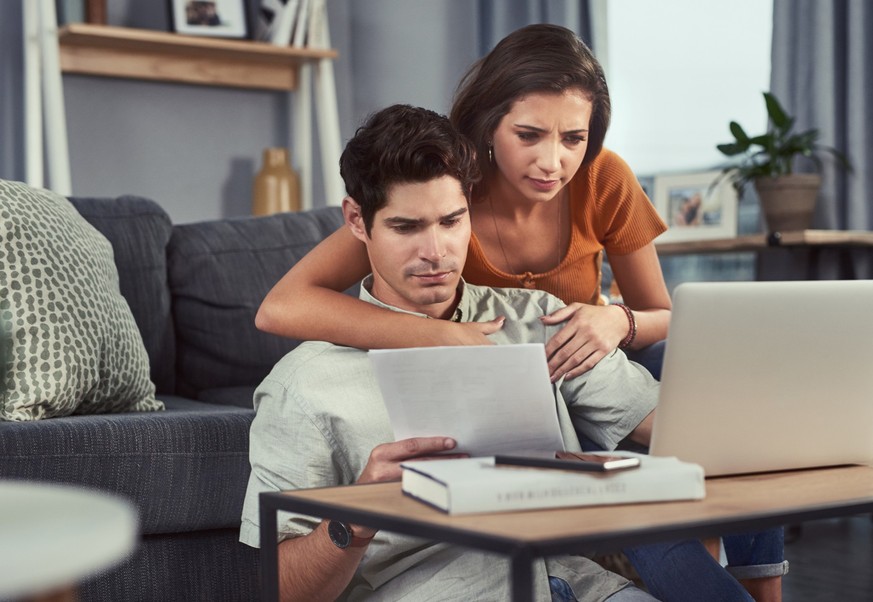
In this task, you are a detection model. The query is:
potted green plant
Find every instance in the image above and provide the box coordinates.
[716,91,851,232]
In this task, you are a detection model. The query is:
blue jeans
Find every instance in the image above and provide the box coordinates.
[598,342,790,599]
[625,340,666,381]
[623,529,789,602]
[549,529,789,602]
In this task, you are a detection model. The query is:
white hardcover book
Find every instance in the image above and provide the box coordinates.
[270,0,300,46]
[291,0,311,47]
[306,0,327,48]
[401,454,705,515]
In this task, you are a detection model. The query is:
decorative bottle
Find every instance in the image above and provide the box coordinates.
[252,147,300,215]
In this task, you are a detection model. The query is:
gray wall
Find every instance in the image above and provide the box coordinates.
[0,0,477,223]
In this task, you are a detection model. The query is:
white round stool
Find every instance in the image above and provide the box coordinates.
[0,480,138,600]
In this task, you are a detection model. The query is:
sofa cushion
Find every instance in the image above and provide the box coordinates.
[69,196,176,395]
[0,180,163,420]
[168,206,354,400]
[0,396,253,534]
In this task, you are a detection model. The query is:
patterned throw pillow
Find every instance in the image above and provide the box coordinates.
[0,180,164,420]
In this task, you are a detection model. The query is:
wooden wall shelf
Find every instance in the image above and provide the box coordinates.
[58,24,338,91]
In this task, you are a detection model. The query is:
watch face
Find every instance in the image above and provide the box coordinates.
[328,520,352,548]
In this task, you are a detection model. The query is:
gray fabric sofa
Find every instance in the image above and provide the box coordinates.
[0,195,350,600]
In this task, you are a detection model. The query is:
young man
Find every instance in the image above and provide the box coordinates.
[240,105,785,601]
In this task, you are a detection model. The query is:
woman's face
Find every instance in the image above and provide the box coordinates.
[490,89,592,204]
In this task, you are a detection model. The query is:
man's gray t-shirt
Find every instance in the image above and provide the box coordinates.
[240,280,659,601]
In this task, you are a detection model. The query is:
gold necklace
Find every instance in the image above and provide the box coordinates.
[488,195,564,282]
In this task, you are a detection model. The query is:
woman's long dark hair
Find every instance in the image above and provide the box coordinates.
[450,24,611,201]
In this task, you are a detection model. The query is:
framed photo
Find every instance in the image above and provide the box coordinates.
[653,171,738,243]
[168,0,250,39]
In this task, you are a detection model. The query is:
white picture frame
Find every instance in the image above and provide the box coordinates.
[169,0,250,39]
[653,171,738,243]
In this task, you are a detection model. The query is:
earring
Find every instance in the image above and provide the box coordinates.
[488,145,493,163]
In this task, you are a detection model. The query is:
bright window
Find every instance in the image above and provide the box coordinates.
[595,0,773,176]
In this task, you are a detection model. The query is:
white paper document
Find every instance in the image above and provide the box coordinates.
[369,344,565,457]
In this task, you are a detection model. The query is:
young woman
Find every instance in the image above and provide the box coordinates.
[257,23,786,600]
[257,24,669,382]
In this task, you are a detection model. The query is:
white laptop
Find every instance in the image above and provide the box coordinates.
[649,279,873,476]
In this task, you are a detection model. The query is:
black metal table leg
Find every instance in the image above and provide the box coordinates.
[260,494,280,602]
[510,546,534,602]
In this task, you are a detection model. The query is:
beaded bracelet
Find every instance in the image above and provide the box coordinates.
[614,303,637,349]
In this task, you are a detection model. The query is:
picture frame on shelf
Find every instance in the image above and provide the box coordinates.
[168,0,250,39]
[653,171,738,243]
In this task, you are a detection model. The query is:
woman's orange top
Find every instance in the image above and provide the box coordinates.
[463,149,667,305]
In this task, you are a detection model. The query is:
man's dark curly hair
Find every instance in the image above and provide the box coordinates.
[340,104,480,235]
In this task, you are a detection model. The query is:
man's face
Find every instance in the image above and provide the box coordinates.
[345,175,470,319]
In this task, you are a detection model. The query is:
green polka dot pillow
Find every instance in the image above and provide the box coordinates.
[0,180,163,420]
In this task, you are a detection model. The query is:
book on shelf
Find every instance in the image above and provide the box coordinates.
[266,0,322,48]
[401,453,705,515]
[269,0,300,46]
[291,0,311,47]
[306,0,328,48]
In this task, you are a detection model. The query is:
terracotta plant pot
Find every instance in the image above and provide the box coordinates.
[753,173,823,232]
